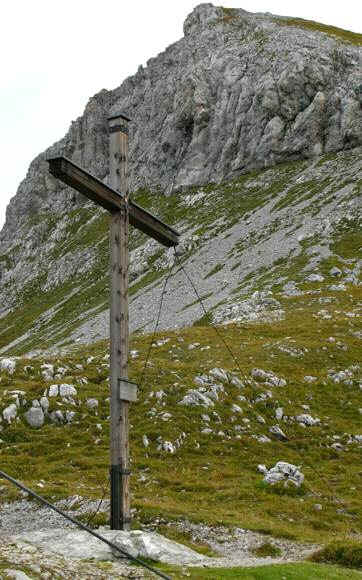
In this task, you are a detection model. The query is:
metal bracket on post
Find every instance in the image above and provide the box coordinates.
[119,378,138,402]
[110,464,132,530]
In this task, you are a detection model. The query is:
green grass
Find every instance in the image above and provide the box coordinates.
[157,562,362,579]
[251,542,282,558]
[310,541,362,569]
[276,17,362,46]
[204,263,225,279]
[0,270,360,548]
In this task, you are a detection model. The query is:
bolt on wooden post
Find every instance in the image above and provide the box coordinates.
[108,112,131,530]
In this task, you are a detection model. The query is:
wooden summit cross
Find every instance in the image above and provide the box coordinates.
[47,112,179,530]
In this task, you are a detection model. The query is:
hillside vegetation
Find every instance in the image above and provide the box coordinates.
[0,263,360,546]
[0,148,360,355]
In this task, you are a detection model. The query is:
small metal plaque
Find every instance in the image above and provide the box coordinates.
[119,378,138,402]
[109,123,129,135]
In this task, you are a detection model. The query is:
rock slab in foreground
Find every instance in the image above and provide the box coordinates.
[10,528,207,566]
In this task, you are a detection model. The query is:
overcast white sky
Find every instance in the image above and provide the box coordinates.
[1,0,360,228]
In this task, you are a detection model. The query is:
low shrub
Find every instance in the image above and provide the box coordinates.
[251,541,282,557]
[310,541,362,569]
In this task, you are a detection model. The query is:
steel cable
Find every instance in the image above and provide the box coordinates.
[173,252,348,506]
[0,470,171,579]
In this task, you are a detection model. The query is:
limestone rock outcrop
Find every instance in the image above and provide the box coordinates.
[1,4,360,239]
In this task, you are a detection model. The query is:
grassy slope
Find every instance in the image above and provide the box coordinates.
[0,266,360,548]
[0,149,360,355]
[0,150,360,577]
[159,562,362,579]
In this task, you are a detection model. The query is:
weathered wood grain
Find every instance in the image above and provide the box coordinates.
[47,156,179,247]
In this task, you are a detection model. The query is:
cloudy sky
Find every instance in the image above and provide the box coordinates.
[1,0,360,228]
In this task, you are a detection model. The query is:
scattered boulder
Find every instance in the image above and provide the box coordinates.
[257,464,268,474]
[161,441,176,453]
[3,404,17,423]
[40,396,49,411]
[329,266,342,277]
[304,376,317,383]
[252,434,271,443]
[252,368,286,387]
[86,398,98,410]
[41,364,54,381]
[305,273,324,283]
[59,384,77,397]
[178,390,214,407]
[230,375,244,388]
[269,425,288,441]
[0,358,16,374]
[66,411,76,423]
[24,407,44,428]
[275,407,284,420]
[209,367,229,382]
[296,413,320,426]
[282,281,302,296]
[328,369,354,386]
[328,283,346,291]
[3,570,32,580]
[48,385,59,397]
[262,461,304,487]
[49,410,64,424]
[213,291,284,324]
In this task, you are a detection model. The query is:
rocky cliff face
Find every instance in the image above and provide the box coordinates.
[0,4,360,353]
[1,4,361,238]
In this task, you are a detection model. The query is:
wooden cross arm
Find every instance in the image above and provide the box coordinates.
[47,156,179,248]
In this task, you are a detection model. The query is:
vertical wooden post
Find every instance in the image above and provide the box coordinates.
[108,112,131,530]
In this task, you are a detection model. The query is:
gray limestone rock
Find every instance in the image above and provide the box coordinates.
[48,385,59,397]
[282,281,302,297]
[296,413,320,426]
[59,384,77,397]
[3,404,18,423]
[252,368,286,387]
[329,283,346,291]
[24,407,45,428]
[178,390,215,408]
[9,528,207,565]
[269,425,289,441]
[0,358,16,374]
[263,461,304,487]
[214,291,284,324]
[306,273,324,283]
[3,571,32,580]
[49,410,64,424]
[41,364,54,381]
[329,266,342,277]
[40,396,49,411]
[86,398,99,409]
[275,407,284,420]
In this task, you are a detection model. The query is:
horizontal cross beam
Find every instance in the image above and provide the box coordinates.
[47,156,179,248]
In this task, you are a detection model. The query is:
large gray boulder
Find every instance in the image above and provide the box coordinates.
[24,407,44,428]
[10,528,207,565]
